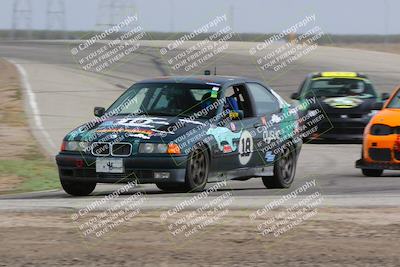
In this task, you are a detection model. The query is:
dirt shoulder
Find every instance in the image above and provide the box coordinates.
[0,58,58,193]
[0,207,399,266]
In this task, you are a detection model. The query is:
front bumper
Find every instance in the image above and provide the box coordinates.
[311,116,370,141]
[56,153,188,184]
[355,159,400,170]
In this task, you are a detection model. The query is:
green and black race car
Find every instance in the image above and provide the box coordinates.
[291,72,389,142]
[56,76,302,196]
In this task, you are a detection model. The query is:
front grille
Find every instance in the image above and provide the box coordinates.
[91,142,110,156]
[112,143,132,156]
[369,148,391,162]
[91,142,132,156]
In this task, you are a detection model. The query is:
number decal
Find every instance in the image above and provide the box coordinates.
[238,130,253,165]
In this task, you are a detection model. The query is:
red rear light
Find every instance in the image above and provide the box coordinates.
[60,141,66,151]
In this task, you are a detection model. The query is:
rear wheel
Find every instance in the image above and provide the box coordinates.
[262,146,297,189]
[362,169,383,177]
[60,179,96,196]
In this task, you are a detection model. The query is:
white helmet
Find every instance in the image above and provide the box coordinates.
[349,82,364,94]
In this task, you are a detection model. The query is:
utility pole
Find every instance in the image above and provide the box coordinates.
[384,0,389,46]
[46,0,66,39]
[228,4,234,32]
[96,0,136,30]
[169,0,175,32]
[11,0,32,40]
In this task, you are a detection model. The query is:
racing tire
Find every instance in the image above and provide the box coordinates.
[262,146,297,189]
[185,147,209,192]
[60,179,96,196]
[362,169,383,177]
[156,147,209,193]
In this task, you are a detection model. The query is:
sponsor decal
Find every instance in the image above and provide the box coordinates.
[271,114,282,123]
[116,117,169,127]
[210,86,219,98]
[238,130,253,165]
[96,128,155,139]
[263,130,279,144]
[230,122,236,131]
[261,116,267,126]
[206,126,242,152]
[223,144,233,153]
[265,151,275,162]
[229,112,240,119]
[323,97,363,109]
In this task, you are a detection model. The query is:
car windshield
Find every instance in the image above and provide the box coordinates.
[387,89,400,108]
[106,83,221,118]
[304,78,376,98]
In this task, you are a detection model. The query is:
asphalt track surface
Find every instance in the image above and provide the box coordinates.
[1,40,400,209]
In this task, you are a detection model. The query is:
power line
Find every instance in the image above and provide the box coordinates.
[96,0,137,30]
[11,0,32,40]
[46,0,66,39]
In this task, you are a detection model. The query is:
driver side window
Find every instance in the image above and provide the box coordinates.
[223,84,253,118]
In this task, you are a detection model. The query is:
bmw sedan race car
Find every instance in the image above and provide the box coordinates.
[291,72,389,142]
[56,76,302,196]
[356,86,400,176]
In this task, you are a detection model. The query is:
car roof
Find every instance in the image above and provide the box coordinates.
[136,75,261,86]
[309,72,369,79]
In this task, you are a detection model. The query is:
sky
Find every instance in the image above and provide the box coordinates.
[1,0,399,34]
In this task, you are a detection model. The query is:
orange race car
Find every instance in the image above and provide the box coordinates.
[356,86,400,176]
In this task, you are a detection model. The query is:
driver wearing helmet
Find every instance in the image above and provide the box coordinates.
[348,82,365,96]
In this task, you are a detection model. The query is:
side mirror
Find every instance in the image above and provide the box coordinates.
[94,107,105,117]
[381,93,390,100]
[372,102,384,110]
[229,110,244,120]
[290,92,300,100]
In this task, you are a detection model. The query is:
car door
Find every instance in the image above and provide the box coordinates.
[208,83,260,173]
[245,82,283,167]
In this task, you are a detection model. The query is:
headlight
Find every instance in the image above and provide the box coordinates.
[61,141,89,152]
[140,143,155,153]
[157,143,168,153]
[139,143,179,154]
[370,124,393,135]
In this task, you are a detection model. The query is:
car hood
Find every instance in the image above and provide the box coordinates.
[65,115,207,143]
[370,108,400,127]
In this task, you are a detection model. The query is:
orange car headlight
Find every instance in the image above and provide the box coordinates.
[370,124,393,136]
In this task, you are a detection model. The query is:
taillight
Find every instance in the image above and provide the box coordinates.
[60,141,66,151]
